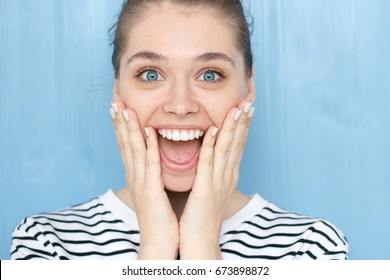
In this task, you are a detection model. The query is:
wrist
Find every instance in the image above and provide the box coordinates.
[179,238,221,260]
[137,241,179,260]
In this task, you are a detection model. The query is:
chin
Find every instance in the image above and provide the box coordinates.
[162,170,195,192]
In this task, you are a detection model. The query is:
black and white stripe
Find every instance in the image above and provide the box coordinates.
[220,201,348,260]
[11,190,348,260]
[11,194,140,260]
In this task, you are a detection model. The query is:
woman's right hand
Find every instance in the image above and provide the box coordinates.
[110,101,179,259]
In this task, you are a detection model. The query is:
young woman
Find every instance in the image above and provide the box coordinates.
[11,0,348,260]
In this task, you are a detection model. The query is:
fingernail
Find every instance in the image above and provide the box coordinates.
[212,127,219,137]
[234,110,242,121]
[122,111,129,122]
[248,107,255,118]
[111,102,119,113]
[144,127,150,137]
[109,108,116,119]
[244,103,252,114]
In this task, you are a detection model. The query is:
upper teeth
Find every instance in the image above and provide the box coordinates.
[158,129,204,141]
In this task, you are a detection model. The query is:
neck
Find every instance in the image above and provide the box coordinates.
[166,189,250,220]
[166,190,190,219]
[114,186,190,220]
[115,186,250,221]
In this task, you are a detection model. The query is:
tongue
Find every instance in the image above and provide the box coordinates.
[158,137,201,164]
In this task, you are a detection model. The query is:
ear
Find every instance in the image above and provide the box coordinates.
[245,65,256,103]
[113,79,120,101]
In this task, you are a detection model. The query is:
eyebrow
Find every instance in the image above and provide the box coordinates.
[194,52,236,67]
[127,51,168,65]
[127,51,235,67]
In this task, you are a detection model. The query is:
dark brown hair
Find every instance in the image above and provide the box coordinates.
[110,0,253,78]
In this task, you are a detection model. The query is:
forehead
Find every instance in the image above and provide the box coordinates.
[123,3,241,60]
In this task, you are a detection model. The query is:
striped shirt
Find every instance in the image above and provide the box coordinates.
[11,189,348,260]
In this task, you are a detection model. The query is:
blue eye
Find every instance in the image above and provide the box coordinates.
[205,71,215,81]
[200,70,221,82]
[140,70,161,81]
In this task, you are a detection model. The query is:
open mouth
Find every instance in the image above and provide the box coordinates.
[157,128,205,173]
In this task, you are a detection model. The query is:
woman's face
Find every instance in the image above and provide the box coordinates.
[114,3,255,192]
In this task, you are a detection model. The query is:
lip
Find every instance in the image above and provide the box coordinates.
[154,124,209,132]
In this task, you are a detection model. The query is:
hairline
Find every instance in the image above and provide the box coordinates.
[112,0,252,78]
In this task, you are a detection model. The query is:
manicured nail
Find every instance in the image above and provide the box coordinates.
[122,111,129,122]
[144,127,150,137]
[111,102,119,113]
[212,127,219,137]
[109,108,116,119]
[248,107,255,118]
[234,110,242,121]
[244,103,252,114]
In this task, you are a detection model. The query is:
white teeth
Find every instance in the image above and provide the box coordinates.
[172,130,180,141]
[158,129,204,142]
[181,131,189,141]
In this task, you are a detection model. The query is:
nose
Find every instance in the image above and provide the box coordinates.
[163,80,199,117]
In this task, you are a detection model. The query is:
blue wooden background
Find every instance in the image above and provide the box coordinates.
[1,0,389,259]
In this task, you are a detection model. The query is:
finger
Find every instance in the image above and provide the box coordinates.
[224,102,255,186]
[110,100,122,114]
[212,107,241,185]
[110,101,133,172]
[233,102,254,164]
[122,108,147,189]
[193,126,218,190]
[144,127,164,193]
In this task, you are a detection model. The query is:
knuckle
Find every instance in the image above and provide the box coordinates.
[200,155,213,167]
[223,166,239,187]
[245,119,252,128]
[216,146,231,158]
[146,157,159,168]
[226,123,236,133]
[131,147,143,160]
[117,141,124,153]
[233,139,246,151]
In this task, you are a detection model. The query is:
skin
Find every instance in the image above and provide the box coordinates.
[110,3,255,259]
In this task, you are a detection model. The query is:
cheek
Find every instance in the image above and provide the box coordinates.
[126,100,155,127]
[201,93,242,127]
[210,107,231,127]
[118,94,153,128]
[119,84,160,126]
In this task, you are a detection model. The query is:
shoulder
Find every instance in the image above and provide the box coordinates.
[221,195,349,260]
[261,200,349,259]
[10,193,135,260]
[10,196,103,260]
[13,195,109,236]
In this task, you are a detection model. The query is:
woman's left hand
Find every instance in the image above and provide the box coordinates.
[179,101,255,259]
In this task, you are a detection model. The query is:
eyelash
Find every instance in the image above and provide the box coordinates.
[199,68,226,84]
[135,67,163,84]
[134,67,226,84]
